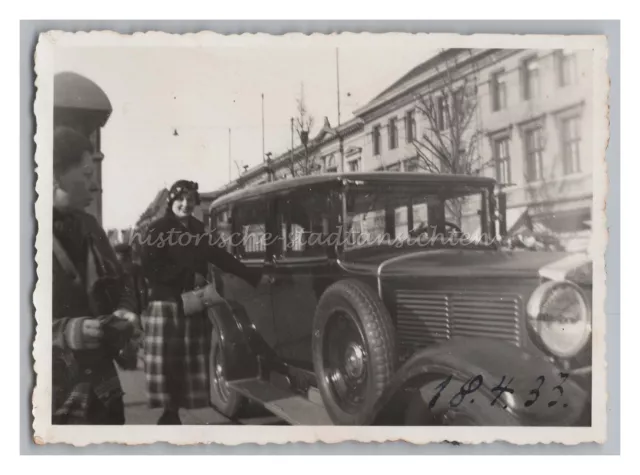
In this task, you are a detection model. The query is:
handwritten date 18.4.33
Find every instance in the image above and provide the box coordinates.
[428,373,571,410]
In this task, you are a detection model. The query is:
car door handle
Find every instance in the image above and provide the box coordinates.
[266,274,291,286]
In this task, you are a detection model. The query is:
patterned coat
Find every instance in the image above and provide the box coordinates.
[52,208,139,424]
[140,213,260,409]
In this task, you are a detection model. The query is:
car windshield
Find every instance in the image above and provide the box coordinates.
[344,183,494,250]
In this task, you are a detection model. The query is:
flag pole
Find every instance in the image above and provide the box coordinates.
[336,47,345,172]
[261,93,265,163]
[228,127,232,182]
[336,47,341,127]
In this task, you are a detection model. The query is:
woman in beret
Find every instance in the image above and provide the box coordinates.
[141,180,261,425]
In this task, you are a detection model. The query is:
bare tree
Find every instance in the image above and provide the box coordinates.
[516,139,574,251]
[410,49,488,225]
[287,83,320,177]
[412,50,485,175]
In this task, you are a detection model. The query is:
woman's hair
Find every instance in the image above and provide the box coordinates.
[53,126,94,177]
[166,180,201,212]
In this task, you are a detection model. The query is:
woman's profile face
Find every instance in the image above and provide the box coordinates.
[171,193,197,219]
[56,150,96,210]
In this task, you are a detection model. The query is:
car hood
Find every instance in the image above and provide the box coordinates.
[340,247,591,282]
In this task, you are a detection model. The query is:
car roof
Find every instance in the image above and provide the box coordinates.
[209,172,496,211]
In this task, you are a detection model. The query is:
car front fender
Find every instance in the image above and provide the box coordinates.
[372,338,590,426]
[206,300,263,381]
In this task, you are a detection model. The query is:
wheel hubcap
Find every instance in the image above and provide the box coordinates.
[323,310,369,413]
[344,343,365,379]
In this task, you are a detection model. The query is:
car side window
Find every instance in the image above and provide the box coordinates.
[213,206,233,254]
[232,199,269,260]
[277,190,338,258]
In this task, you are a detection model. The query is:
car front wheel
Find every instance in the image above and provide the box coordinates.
[312,280,396,425]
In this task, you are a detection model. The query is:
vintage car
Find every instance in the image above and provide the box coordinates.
[205,172,592,426]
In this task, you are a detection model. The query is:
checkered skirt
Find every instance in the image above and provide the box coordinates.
[142,300,212,409]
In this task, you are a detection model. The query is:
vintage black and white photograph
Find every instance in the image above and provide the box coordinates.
[32,31,608,445]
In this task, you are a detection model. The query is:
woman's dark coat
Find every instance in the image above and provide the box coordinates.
[142,213,260,301]
[52,208,138,424]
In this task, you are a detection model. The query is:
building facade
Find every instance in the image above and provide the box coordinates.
[205,48,595,251]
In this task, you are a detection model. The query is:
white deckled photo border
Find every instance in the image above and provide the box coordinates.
[32,30,610,446]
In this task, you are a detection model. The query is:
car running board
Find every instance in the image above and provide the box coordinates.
[228,378,333,426]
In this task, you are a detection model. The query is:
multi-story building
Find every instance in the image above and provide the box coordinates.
[477,48,593,251]
[203,48,595,251]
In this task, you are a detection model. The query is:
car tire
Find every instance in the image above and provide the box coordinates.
[403,376,519,426]
[209,315,245,419]
[312,279,396,425]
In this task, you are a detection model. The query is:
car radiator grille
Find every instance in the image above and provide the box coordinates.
[394,289,523,349]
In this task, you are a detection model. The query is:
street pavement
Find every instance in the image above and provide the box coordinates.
[117,361,285,425]
[117,367,233,425]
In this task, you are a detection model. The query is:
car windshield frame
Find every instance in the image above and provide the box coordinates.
[339,180,498,252]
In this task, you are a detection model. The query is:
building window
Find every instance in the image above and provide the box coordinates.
[524,126,544,182]
[492,70,507,111]
[386,162,401,172]
[325,154,337,173]
[523,57,540,100]
[404,157,419,172]
[372,125,381,156]
[493,137,511,184]
[405,110,417,142]
[561,116,582,174]
[452,88,464,121]
[388,118,398,149]
[557,50,578,87]
[348,158,361,172]
[436,95,449,131]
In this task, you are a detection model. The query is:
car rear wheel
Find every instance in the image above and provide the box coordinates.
[312,280,396,425]
[209,318,244,419]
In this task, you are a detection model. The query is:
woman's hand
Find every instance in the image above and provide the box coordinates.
[113,308,139,324]
[81,319,103,349]
[113,308,142,337]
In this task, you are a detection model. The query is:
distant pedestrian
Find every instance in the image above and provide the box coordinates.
[140,179,262,425]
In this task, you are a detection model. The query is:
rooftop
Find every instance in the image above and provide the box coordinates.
[209,171,496,210]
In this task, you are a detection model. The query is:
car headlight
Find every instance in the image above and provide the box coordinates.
[526,280,591,358]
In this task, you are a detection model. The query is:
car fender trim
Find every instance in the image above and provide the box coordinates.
[375,249,451,299]
[538,253,592,284]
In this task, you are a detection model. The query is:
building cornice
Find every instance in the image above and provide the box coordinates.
[354,49,521,123]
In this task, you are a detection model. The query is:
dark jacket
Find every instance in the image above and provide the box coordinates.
[141,213,261,302]
[52,208,138,424]
[121,261,149,314]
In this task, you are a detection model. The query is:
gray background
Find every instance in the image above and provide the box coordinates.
[20,20,620,455]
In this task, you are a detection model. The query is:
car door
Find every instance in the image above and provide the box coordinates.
[216,197,277,349]
[269,189,339,365]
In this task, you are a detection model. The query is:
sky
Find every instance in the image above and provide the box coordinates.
[54,35,438,229]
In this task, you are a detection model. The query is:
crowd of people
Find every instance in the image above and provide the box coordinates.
[52,126,262,425]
